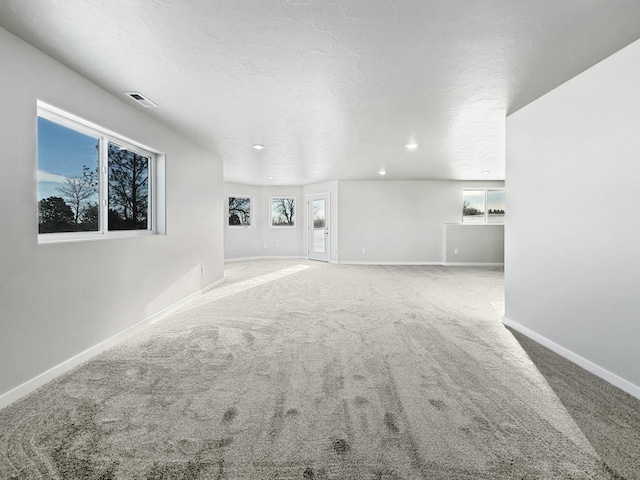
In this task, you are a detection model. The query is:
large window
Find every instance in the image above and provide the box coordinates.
[37,117,100,233]
[462,189,505,223]
[37,103,161,240]
[271,197,295,227]
[228,196,251,227]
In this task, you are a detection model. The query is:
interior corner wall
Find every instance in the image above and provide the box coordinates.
[337,180,504,263]
[505,39,640,396]
[0,27,224,400]
[223,183,304,260]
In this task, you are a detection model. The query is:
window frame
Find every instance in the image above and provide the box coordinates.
[462,188,505,224]
[270,196,296,228]
[37,102,162,243]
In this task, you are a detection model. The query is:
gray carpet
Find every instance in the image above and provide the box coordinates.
[510,329,640,480]
[0,260,634,479]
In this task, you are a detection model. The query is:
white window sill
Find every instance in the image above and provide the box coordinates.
[38,230,159,244]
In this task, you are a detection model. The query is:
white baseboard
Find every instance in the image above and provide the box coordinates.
[0,277,226,411]
[224,258,503,267]
[443,262,504,267]
[224,256,304,263]
[224,256,264,263]
[503,316,640,401]
[336,261,445,266]
[336,261,503,266]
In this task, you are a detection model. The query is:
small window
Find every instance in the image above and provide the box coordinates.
[37,117,100,233]
[462,188,505,224]
[462,190,486,223]
[228,196,251,227]
[271,197,295,227]
[108,142,150,231]
[487,189,505,223]
[37,102,162,241]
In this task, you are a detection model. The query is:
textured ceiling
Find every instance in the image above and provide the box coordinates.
[1,1,639,185]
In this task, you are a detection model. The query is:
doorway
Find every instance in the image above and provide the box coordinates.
[308,193,330,262]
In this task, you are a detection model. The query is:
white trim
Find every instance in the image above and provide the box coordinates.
[224,255,305,263]
[444,262,504,267]
[335,261,503,266]
[224,259,503,267]
[445,222,506,226]
[337,261,445,266]
[503,316,640,401]
[38,229,156,244]
[38,101,159,154]
[442,223,447,264]
[0,277,225,411]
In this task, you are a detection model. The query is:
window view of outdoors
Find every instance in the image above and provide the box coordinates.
[228,196,251,226]
[37,117,99,233]
[108,143,150,231]
[313,199,326,253]
[271,198,295,226]
[462,190,486,223]
[487,189,506,223]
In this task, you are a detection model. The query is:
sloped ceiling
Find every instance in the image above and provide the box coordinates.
[1,0,639,185]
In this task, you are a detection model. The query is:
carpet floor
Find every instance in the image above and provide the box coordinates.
[0,260,636,479]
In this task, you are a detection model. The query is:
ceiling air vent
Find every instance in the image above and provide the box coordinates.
[125,92,158,108]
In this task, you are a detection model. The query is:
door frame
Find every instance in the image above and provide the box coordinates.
[307,192,330,262]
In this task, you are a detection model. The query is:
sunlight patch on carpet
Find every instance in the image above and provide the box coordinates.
[180,264,313,311]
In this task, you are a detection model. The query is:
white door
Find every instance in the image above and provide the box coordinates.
[308,193,330,262]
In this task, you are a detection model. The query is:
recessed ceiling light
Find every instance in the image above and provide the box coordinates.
[268,176,274,180]
[482,171,490,174]
[253,144,265,150]
[378,170,386,176]
[405,143,419,150]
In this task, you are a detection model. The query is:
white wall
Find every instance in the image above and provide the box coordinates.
[224,183,263,259]
[445,224,504,264]
[338,180,504,263]
[505,40,640,397]
[223,183,304,260]
[0,28,224,400]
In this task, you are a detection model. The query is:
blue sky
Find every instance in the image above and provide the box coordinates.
[464,190,505,214]
[488,190,506,211]
[37,117,99,200]
[464,190,486,212]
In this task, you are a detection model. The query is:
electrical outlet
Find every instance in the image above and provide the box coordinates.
[201,265,205,274]
[454,249,459,254]
[264,244,267,249]
[362,248,366,254]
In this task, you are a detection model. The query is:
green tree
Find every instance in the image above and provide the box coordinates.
[108,144,149,230]
[463,200,481,216]
[79,203,99,231]
[272,198,295,226]
[38,196,75,233]
[56,174,96,226]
